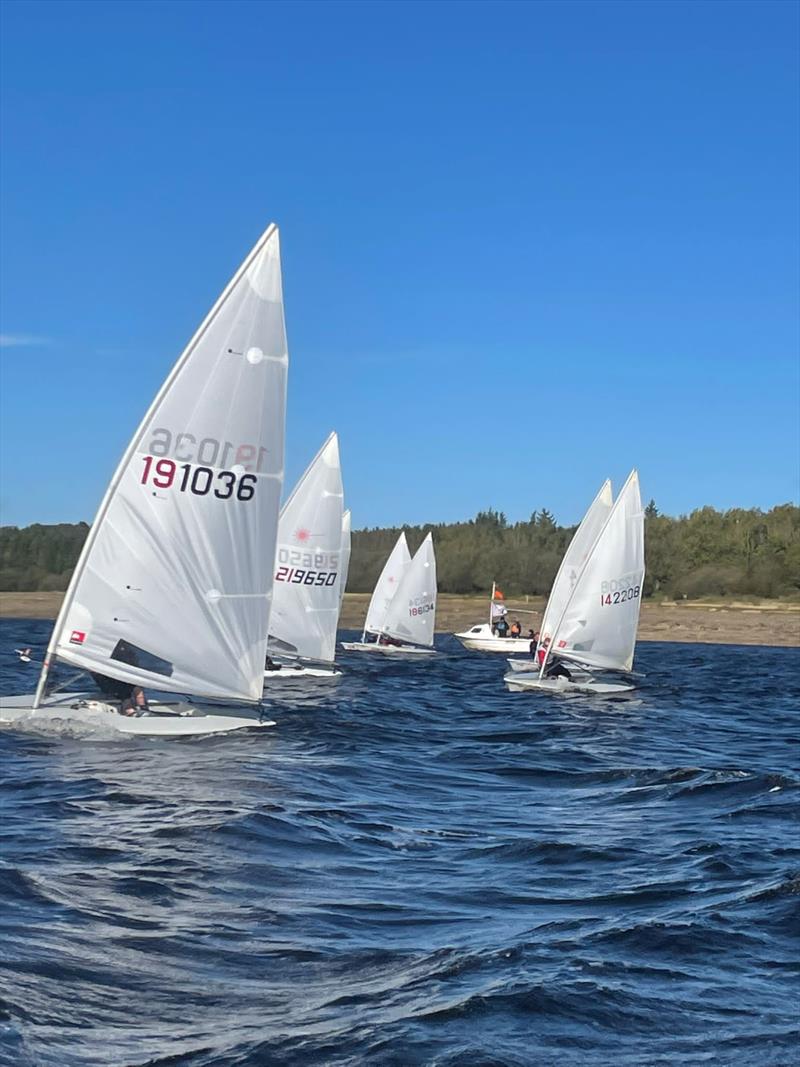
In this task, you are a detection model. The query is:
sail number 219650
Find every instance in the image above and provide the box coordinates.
[140,457,257,501]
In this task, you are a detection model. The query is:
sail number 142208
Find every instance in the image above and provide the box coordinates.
[600,583,640,606]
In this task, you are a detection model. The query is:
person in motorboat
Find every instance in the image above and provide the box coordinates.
[528,630,540,658]
[494,616,510,638]
[490,601,507,635]
[509,620,522,638]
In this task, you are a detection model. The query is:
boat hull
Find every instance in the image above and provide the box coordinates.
[503,672,635,695]
[455,623,531,654]
[340,642,437,656]
[0,693,274,737]
[506,657,541,672]
[264,664,341,680]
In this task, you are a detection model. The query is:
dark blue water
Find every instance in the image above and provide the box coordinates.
[1,619,798,1067]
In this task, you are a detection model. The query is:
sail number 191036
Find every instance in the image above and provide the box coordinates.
[140,457,257,501]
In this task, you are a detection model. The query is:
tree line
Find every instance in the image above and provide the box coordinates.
[1,502,798,599]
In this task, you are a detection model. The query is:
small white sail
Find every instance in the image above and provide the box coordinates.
[538,479,613,648]
[363,532,411,636]
[268,432,344,665]
[546,471,645,673]
[381,533,437,647]
[339,509,352,611]
[37,224,288,705]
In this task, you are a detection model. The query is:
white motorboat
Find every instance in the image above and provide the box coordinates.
[455,623,533,654]
[4,224,289,737]
[453,580,536,653]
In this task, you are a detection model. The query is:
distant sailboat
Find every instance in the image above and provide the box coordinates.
[1,224,289,736]
[505,471,645,695]
[341,532,438,655]
[264,432,345,680]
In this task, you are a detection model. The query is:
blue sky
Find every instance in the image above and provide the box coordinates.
[1,0,798,530]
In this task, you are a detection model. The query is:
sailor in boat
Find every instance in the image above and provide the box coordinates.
[264,654,283,672]
[89,639,150,717]
[543,655,573,682]
[378,634,402,647]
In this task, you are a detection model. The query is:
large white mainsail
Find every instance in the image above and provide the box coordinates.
[363,532,411,637]
[543,470,644,674]
[268,432,344,665]
[339,509,352,611]
[35,224,288,706]
[381,533,437,647]
[538,479,613,648]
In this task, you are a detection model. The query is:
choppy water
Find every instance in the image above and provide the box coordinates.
[0,619,798,1067]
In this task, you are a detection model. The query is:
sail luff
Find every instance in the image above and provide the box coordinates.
[339,510,352,611]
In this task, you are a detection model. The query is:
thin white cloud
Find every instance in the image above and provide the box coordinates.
[0,333,51,348]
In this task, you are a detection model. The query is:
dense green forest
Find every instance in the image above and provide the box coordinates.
[1,503,798,599]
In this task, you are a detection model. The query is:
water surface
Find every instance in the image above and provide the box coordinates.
[1,621,798,1066]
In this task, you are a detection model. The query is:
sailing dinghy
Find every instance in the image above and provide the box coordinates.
[341,533,438,655]
[1,224,288,737]
[264,432,344,681]
[505,471,644,696]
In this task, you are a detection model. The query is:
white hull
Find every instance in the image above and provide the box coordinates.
[0,693,273,737]
[505,658,595,678]
[340,641,437,656]
[503,672,635,695]
[506,657,541,672]
[455,624,531,654]
[264,664,341,680]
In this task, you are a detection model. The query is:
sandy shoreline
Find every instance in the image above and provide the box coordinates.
[1,591,798,648]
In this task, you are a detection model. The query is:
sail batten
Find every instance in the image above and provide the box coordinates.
[37,224,288,705]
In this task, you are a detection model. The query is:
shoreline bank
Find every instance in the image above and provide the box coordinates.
[1,591,798,648]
